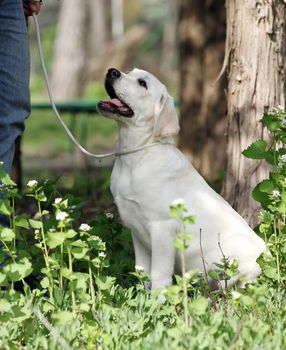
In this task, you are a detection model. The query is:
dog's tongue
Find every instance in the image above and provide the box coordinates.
[103,98,124,107]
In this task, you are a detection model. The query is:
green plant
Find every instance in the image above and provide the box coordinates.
[1,152,286,349]
[242,105,286,287]
[169,198,196,328]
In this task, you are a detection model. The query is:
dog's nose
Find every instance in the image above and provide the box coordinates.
[107,68,121,80]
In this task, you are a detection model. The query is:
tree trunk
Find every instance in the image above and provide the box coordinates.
[111,0,124,40]
[51,0,87,101]
[160,0,177,82]
[178,0,227,182]
[221,0,286,226]
[87,0,108,58]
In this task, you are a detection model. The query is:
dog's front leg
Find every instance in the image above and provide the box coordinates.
[131,231,152,290]
[149,220,177,290]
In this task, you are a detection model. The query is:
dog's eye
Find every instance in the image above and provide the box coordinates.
[138,79,148,89]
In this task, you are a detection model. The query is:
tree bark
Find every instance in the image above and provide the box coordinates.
[178,0,227,181]
[221,0,286,226]
[51,0,87,101]
[87,0,109,58]
[111,0,124,40]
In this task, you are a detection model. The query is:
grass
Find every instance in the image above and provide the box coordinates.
[23,109,117,157]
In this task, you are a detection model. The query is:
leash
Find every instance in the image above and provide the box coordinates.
[32,14,162,159]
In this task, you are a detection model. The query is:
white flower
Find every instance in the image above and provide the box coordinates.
[272,190,280,198]
[27,180,38,188]
[135,265,144,272]
[281,118,286,126]
[54,197,62,204]
[279,154,286,163]
[268,107,277,114]
[268,106,284,114]
[99,252,106,258]
[170,198,185,207]
[184,272,191,280]
[35,229,40,234]
[56,211,69,221]
[79,223,91,232]
[231,291,241,300]
[49,228,56,232]
[105,212,114,219]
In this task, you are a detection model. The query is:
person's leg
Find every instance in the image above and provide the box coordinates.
[0,0,30,226]
[0,0,30,173]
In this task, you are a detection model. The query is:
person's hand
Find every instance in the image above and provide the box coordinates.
[23,0,42,17]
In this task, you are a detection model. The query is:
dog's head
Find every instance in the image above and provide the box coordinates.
[98,68,180,139]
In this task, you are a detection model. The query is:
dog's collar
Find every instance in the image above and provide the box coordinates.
[115,141,171,157]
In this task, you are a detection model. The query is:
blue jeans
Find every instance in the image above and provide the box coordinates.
[0,0,30,226]
[0,0,30,173]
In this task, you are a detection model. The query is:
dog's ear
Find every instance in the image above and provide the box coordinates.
[153,90,180,139]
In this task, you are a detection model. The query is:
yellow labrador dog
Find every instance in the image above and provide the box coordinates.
[98,68,266,291]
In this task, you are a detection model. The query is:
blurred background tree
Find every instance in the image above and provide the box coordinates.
[178,0,226,181]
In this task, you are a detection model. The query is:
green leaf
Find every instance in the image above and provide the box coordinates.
[0,228,15,242]
[252,181,274,204]
[14,216,29,229]
[169,207,180,218]
[40,276,50,289]
[0,299,11,312]
[36,190,47,202]
[261,114,281,131]
[78,303,90,312]
[240,295,253,306]
[65,229,77,239]
[3,258,33,281]
[0,272,6,285]
[264,151,277,165]
[0,200,13,215]
[208,270,220,281]
[95,276,116,291]
[242,139,267,159]
[71,240,89,259]
[71,246,89,259]
[11,304,32,322]
[183,215,196,225]
[0,168,16,186]
[47,231,65,249]
[163,285,182,305]
[51,311,73,325]
[263,266,278,279]
[61,267,72,280]
[189,296,209,315]
[173,238,185,251]
[259,180,275,193]
[29,219,43,230]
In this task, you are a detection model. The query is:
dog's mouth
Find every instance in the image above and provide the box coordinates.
[98,81,134,118]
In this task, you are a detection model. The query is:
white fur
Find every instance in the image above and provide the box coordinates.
[101,68,266,290]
